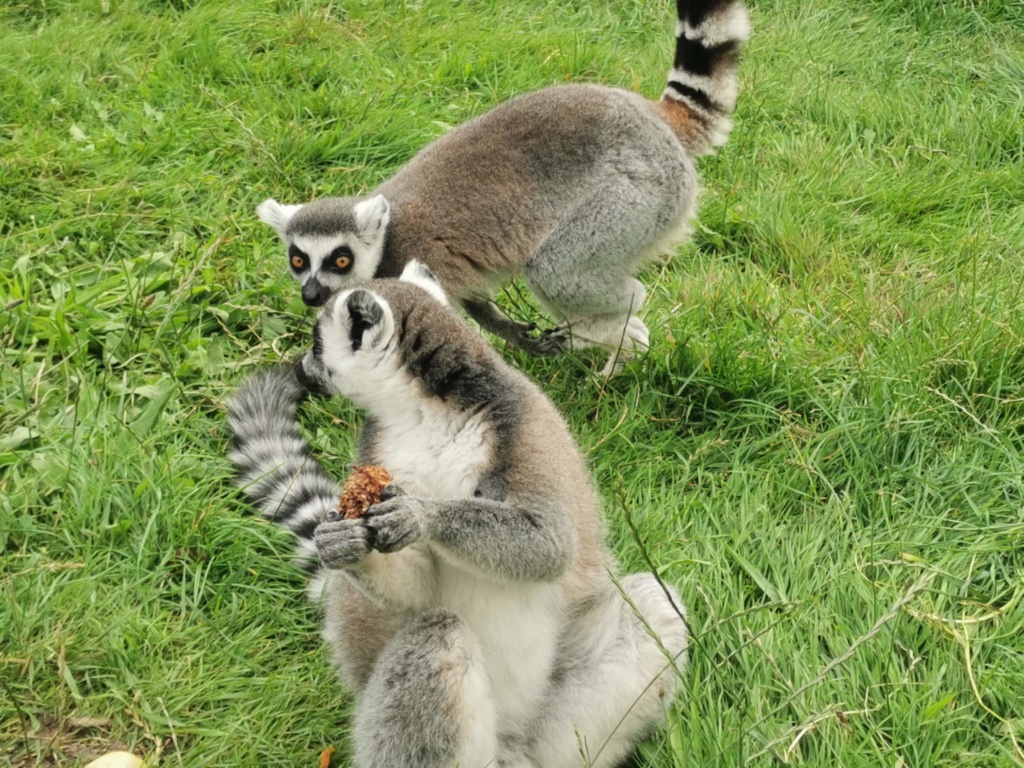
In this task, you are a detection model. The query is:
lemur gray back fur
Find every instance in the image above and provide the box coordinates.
[227,264,688,767]
[258,0,750,375]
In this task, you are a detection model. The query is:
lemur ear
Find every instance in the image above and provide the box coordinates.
[256,199,303,239]
[352,195,391,244]
[343,289,388,352]
[400,260,449,305]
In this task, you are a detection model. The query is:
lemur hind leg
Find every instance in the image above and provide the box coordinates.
[534,280,650,376]
[523,181,688,374]
[527,574,688,768]
[352,609,499,768]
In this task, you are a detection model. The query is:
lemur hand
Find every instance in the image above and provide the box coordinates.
[315,518,371,568]
[364,485,433,553]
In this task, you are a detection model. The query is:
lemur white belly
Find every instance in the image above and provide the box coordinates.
[376,404,563,731]
[439,564,563,733]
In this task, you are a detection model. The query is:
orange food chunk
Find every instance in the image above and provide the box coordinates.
[338,466,393,520]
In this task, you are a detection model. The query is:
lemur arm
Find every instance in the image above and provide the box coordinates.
[461,299,562,358]
[364,492,574,583]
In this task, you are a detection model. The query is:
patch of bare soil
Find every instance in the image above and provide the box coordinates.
[7,715,135,767]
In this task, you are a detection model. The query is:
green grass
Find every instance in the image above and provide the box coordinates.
[2,0,1023,765]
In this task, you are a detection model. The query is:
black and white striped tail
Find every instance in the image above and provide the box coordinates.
[664,0,750,154]
[227,367,337,576]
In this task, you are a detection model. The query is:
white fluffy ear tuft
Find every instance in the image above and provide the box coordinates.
[400,260,449,305]
[256,199,303,239]
[352,195,391,240]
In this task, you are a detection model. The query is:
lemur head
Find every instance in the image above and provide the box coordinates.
[257,195,390,307]
[297,261,496,408]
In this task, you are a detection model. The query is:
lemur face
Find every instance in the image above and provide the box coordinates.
[297,261,451,403]
[257,195,391,307]
[287,238,356,306]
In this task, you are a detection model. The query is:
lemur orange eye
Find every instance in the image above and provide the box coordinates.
[288,245,308,271]
[327,246,353,271]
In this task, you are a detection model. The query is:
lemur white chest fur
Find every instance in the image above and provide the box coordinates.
[371,401,491,501]
[257,0,750,375]
[228,259,692,766]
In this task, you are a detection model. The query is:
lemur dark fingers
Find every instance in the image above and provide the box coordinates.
[377,483,405,503]
[364,496,429,554]
[315,519,371,568]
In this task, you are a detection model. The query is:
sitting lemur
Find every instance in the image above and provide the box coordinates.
[227,263,689,767]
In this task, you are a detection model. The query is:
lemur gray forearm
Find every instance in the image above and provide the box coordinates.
[427,498,573,582]
[462,299,563,358]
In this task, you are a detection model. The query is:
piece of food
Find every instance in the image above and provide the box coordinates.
[84,753,144,768]
[338,465,393,520]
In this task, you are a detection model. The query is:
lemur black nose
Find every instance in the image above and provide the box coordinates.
[301,279,331,307]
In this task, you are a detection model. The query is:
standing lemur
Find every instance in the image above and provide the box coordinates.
[227,262,688,767]
[257,0,749,374]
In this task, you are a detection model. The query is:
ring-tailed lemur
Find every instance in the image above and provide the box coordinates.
[257,0,750,375]
[227,262,688,767]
